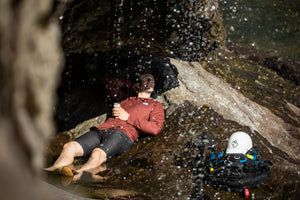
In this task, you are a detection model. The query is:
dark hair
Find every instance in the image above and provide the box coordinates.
[136,73,155,83]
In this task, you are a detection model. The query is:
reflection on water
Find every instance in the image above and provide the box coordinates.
[220,0,300,59]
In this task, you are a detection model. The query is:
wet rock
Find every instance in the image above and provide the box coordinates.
[226,44,300,85]
[60,0,225,61]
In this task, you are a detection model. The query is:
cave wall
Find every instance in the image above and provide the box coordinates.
[61,0,226,61]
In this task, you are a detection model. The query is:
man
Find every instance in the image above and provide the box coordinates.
[45,74,164,179]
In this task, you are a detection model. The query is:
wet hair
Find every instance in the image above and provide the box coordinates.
[139,73,155,82]
[137,73,155,84]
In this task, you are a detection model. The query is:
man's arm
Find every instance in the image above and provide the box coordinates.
[126,102,164,135]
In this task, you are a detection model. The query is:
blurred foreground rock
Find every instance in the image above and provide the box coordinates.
[0,0,63,199]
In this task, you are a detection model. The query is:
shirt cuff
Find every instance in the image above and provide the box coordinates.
[126,114,136,125]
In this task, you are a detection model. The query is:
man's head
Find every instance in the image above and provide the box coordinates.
[136,73,155,93]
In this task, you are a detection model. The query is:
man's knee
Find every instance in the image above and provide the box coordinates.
[63,141,78,150]
[91,148,107,162]
[63,141,83,157]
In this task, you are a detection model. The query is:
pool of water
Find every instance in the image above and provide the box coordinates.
[220,0,300,59]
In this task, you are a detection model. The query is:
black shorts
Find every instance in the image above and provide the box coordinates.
[74,129,133,160]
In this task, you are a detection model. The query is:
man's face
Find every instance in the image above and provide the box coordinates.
[139,74,155,93]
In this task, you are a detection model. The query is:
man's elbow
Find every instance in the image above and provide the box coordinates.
[150,126,163,135]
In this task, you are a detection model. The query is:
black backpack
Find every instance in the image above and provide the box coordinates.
[202,147,272,193]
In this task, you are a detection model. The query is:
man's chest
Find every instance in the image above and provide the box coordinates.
[123,100,154,117]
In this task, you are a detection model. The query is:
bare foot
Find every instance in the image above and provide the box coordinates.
[44,165,76,177]
[44,166,58,172]
[73,170,83,181]
[43,166,61,175]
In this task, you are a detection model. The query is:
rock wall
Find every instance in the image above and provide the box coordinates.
[61,0,226,61]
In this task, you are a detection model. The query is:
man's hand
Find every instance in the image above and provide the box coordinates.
[112,107,129,121]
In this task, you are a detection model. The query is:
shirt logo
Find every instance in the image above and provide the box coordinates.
[143,102,148,106]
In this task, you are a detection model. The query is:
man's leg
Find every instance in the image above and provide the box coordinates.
[73,130,132,180]
[72,148,107,181]
[76,147,107,173]
[44,141,84,172]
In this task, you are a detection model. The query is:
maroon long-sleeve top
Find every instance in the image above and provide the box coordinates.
[98,97,164,142]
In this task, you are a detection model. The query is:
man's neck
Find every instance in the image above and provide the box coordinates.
[138,92,151,99]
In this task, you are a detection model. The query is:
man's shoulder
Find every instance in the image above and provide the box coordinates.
[152,97,164,105]
[121,97,135,102]
[151,100,164,109]
[152,99,162,104]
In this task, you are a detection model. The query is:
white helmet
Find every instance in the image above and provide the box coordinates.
[226,131,253,154]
